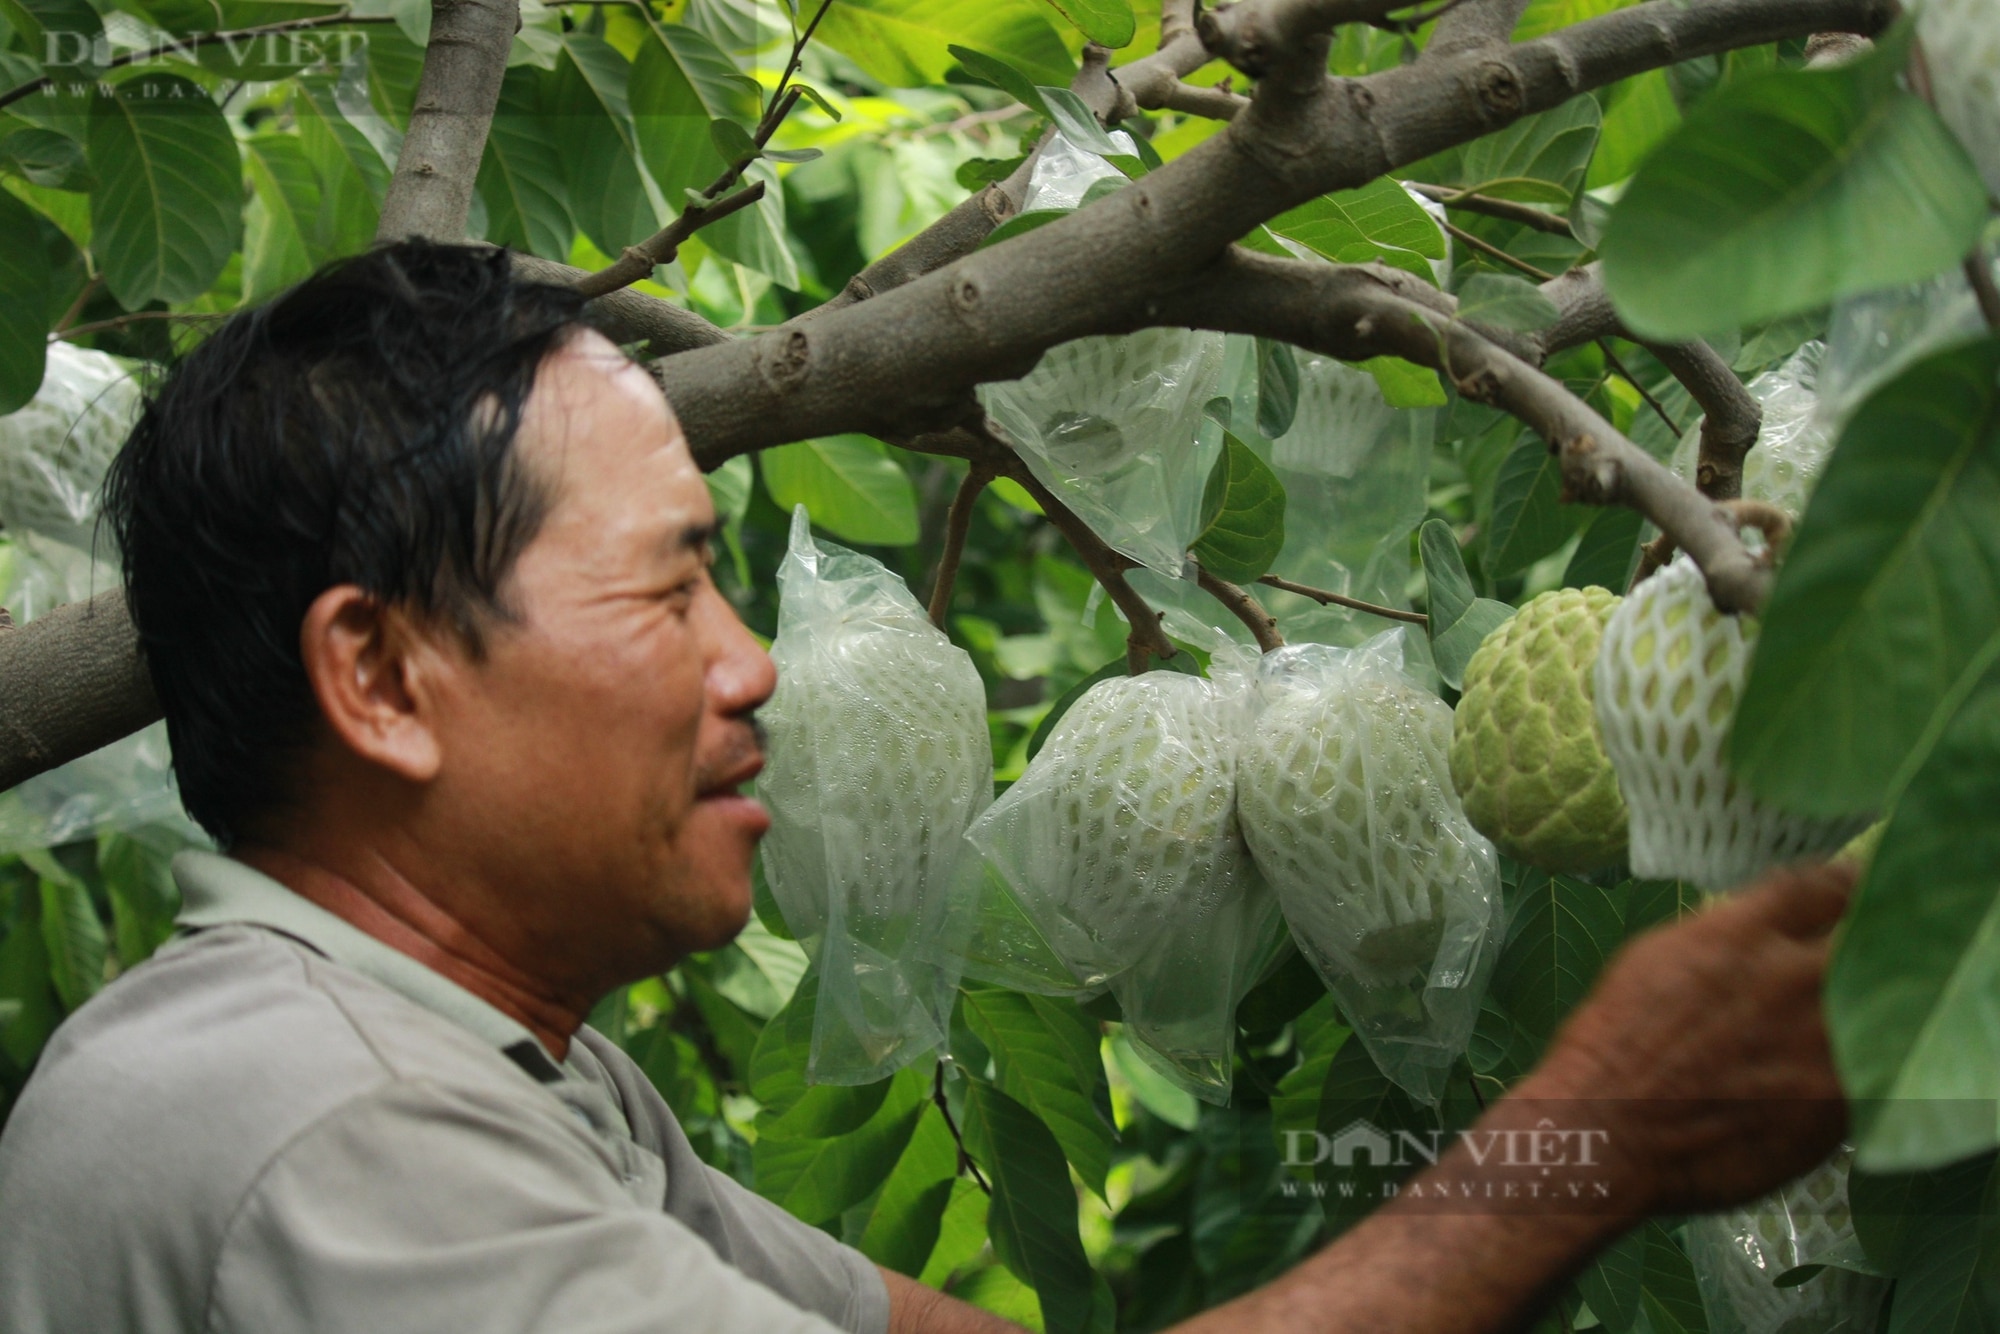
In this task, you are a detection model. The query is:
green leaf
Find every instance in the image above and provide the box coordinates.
[1456,272,1560,332]
[1267,176,1445,279]
[98,832,180,969]
[1732,337,2000,817]
[1311,1036,1436,1237]
[818,0,1075,90]
[759,435,920,547]
[1416,95,1601,205]
[0,185,51,415]
[86,74,242,307]
[709,115,758,164]
[752,1065,928,1224]
[477,67,574,260]
[1490,869,1624,1054]
[0,0,100,63]
[1851,1155,1996,1330]
[748,967,820,1113]
[552,34,661,260]
[1830,663,2000,1171]
[0,910,58,1067]
[959,988,1116,1199]
[705,454,753,526]
[1035,85,1118,157]
[1034,0,1132,46]
[794,83,841,121]
[701,160,801,288]
[1192,431,1286,583]
[243,133,323,301]
[763,146,822,164]
[1271,995,1349,1178]
[1256,338,1300,439]
[39,874,105,1012]
[1511,0,1636,42]
[1360,356,1446,409]
[1577,1220,1709,1334]
[961,1079,1095,1334]
[1420,517,1514,690]
[1586,67,1679,189]
[857,1104,961,1276]
[294,77,388,251]
[979,208,1067,248]
[1487,432,1588,578]
[1561,504,1643,593]
[1600,25,1989,340]
[918,1177,991,1286]
[947,44,1047,115]
[1108,1027,1198,1130]
[630,22,759,203]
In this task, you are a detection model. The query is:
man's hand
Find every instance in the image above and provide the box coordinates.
[1520,860,1853,1215]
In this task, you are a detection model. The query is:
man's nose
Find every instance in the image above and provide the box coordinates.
[703,588,776,719]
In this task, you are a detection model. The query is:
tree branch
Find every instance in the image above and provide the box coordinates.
[507,255,731,355]
[573,182,766,300]
[1104,0,1251,121]
[1405,182,1574,236]
[1258,574,1429,625]
[928,465,991,628]
[1195,565,1285,651]
[1648,339,1760,500]
[1967,254,2000,333]
[1421,0,1533,57]
[0,592,161,794]
[1154,254,1772,612]
[375,0,520,242]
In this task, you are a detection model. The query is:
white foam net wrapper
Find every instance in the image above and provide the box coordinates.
[1673,343,1831,519]
[0,345,192,855]
[1685,1150,1889,1334]
[1593,555,1870,891]
[760,508,993,1083]
[1918,0,2000,198]
[964,665,1283,1101]
[1237,631,1502,1105]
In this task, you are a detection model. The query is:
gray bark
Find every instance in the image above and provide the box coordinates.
[0,592,160,794]
[374,0,520,243]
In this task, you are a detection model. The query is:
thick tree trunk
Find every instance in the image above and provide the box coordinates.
[374,0,521,243]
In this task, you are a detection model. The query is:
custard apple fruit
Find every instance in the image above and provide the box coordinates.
[761,508,992,1078]
[1686,1151,1889,1334]
[964,668,1257,989]
[1593,554,1869,890]
[1452,587,1627,873]
[1238,641,1499,989]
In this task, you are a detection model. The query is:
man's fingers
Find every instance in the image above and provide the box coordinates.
[1724,861,1857,940]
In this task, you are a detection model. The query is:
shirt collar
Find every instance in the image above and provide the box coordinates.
[171,850,565,1082]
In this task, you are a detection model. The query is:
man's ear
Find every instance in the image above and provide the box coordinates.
[298,586,446,782]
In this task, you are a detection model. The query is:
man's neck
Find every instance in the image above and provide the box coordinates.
[233,844,587,1061]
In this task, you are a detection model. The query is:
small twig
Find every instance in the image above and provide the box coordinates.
[573,181,766,299]
[1967,255,2000,333]
[1406,183,1575,237]
[51,276,101,337]
[1630,498,1791,593]
[932,1062,992,1194]
[928,465,991,628]
[1441,217,1555,281]
[54,310,222,342]
[1257,574,1429,626]
[1195,565,1284,651]
[1595,339,1681,440]
[0,10,394,111]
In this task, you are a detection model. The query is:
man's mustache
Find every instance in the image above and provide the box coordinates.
[696,715,767,794]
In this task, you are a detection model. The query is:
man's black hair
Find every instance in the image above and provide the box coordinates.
[103,241,593,849]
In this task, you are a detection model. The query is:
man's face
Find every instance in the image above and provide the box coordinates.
[424,331,775,986]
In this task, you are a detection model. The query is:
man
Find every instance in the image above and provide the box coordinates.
[0,242,1849,1333]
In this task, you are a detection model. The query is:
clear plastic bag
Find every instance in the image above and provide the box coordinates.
[1815,260,1993,431]
[1685,1150,1890,1334]
[759,508,993,1083]
[1022,128,1138,213]
[0,346,194,854]
[1236,630,1503,1105]
[1673,342,1832,519]
[1918,0,2000,198]
[963,660,1280,1101]
[1213,336,1433,644]
[979,328,1225,578]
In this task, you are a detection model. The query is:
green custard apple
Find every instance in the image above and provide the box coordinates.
[1238,646,1498,990]
[1451,587,1628,873]
[964,670,1256,988]
[1592,554,1869,891]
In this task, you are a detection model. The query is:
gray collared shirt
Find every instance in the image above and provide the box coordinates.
[0,852,891,1334]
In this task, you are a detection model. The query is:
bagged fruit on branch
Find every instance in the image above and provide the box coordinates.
[1237,631,1503,1104]
[1452,587,1628,873]
[1671,343,1831,519]
[759,508,993,1083]
[963,658,1281,1101]
[978,327,1224,579]
[1817,261,1994,431]
[1593,554,1870,891]
[1685,1150,1889,1334]
[1020,127,1139,212]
